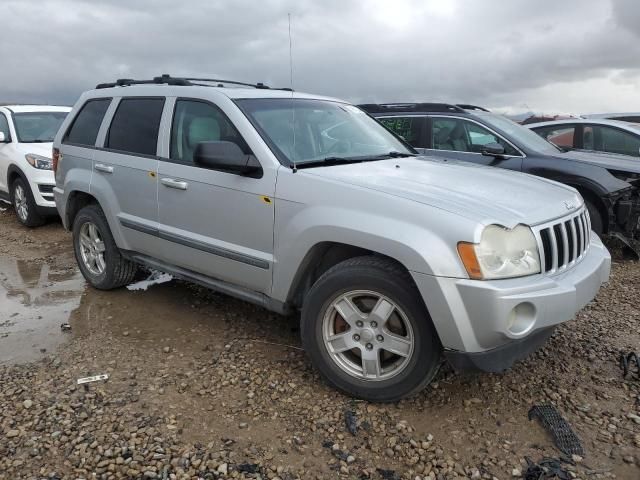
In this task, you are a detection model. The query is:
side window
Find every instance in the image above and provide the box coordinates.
[0,113,10,141]
[465,121,519,155]
[106,98,165,156]
[534,125,576,148]
[170,100,249,165]
[432,118,518,155]
[64,98,111,146]
[378,117,425,147]
[588,125,640,157]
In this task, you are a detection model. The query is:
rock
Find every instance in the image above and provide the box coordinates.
[22,399,33,409]
[6,429,20,438]
[512,468,521,477]
[163,346,170,353]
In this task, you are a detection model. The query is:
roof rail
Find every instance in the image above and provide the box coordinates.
[456,104,490,112]
[358,103,466,114]
[95,74,293,91]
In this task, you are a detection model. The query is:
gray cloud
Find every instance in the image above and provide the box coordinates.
[2,0,640,114]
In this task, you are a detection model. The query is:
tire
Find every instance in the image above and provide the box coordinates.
[11,177,44,227]
[301,256,442,402]
[585,200,603,235]
[72,204,137,289]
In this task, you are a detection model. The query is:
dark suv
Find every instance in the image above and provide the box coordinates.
[361,103,640,248]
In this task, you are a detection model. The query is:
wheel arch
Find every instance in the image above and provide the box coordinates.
[7,164,28,199]
[285,241,420,309]
[65,189,99,231]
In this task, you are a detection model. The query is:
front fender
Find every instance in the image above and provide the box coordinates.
[270,202,474,303]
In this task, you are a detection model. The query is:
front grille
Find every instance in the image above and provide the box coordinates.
[535,208,590,274]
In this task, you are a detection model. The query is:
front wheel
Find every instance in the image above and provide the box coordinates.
[11,177,44,227]
[301,256,442,402]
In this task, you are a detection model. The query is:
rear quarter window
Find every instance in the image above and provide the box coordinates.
[64,98,111,146]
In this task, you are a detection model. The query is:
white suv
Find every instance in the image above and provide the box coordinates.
[0,105,71,226]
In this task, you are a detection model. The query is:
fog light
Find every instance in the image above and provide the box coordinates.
[506,302,536,336]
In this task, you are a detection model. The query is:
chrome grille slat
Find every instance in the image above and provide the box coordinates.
[534,207,590,274]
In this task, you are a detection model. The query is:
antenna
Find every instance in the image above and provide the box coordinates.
[288,13,297,173]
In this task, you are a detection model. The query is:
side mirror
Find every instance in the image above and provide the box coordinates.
[193,141,262,178]
[481,142,506,157]
[0,131,7,143]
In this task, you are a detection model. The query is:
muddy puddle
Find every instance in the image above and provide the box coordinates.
[0,256,85,364]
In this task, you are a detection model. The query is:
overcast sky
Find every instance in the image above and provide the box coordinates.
[3,0,640,115]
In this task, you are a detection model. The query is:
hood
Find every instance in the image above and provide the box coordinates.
[14,142,54,158]
[554,150,640,175]
[304,156,582,227]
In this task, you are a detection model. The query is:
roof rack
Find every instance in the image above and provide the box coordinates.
[456,104,490,112]
[95,74,293,91]
[358,103,466,114]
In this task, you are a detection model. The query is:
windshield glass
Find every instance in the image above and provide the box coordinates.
[236,98,413,165]
[476,112,562,154]
[13,111,68,143]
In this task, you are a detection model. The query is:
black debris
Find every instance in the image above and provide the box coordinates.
[345,409,358,435]
[60,323,72,332]
[620,351,640,379]
[376,468,400,480]
[322,440,334,449]
[523,456,571,480]
[528,405,584,456]
[235,462,261,474]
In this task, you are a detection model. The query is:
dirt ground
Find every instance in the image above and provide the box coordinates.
[0,205,638,480]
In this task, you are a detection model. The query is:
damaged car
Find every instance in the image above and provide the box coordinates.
[361,103,640,251]
[53,78,610,401]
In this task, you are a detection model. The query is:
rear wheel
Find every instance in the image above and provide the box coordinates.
[72,204,137,289]
[301,256,442,402]
[11,177,44,227]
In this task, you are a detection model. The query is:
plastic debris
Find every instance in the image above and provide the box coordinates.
[620,351,639,380]
[376,468,400,480]
[523,456,571,480]
[528,405,584,456]
[60,323,72,332]
[126,271,173,291]
[344,409,358,436]
[235,463,260,474]
[77,374,109,385]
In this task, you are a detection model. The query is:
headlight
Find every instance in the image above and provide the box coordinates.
[25,153,53,170]
[458,224,541,280]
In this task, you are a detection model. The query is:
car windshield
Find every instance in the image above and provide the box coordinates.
[476,112,563,154]
[13,111,68,143]
[236,98,413,165]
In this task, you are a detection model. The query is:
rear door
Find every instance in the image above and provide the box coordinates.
[426,116,524,170]
[582,124,640,157]
[0,110,14,195]
[91,97,163,255]
[156,98,275,294]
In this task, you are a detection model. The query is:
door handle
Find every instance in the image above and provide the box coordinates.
[94,163,114,174]
[161,178,188,190]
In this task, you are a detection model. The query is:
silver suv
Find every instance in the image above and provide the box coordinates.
[53,75,611,401]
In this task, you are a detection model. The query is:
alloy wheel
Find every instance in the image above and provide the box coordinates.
[322,290,415,381]
[79,222,106,275]
[13,184,29,222]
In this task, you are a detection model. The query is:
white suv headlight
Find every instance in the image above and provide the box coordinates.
[25,153,53,170]
[458,224,541,280]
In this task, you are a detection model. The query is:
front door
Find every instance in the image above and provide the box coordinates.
[0,112,14,195]
[156,98,275,294]
[427,116,524,171]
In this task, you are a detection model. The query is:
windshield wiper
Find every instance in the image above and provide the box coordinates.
[296,151,417,169]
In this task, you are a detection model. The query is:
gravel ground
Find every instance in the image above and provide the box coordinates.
[0,207,638,480]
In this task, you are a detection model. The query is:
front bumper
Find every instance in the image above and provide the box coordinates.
[412,232,611,362]
[444,326,556,372]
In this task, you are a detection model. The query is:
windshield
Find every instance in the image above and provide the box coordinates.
[13,111,68,143]
[476,112,563,154]
[236,98,413,165]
